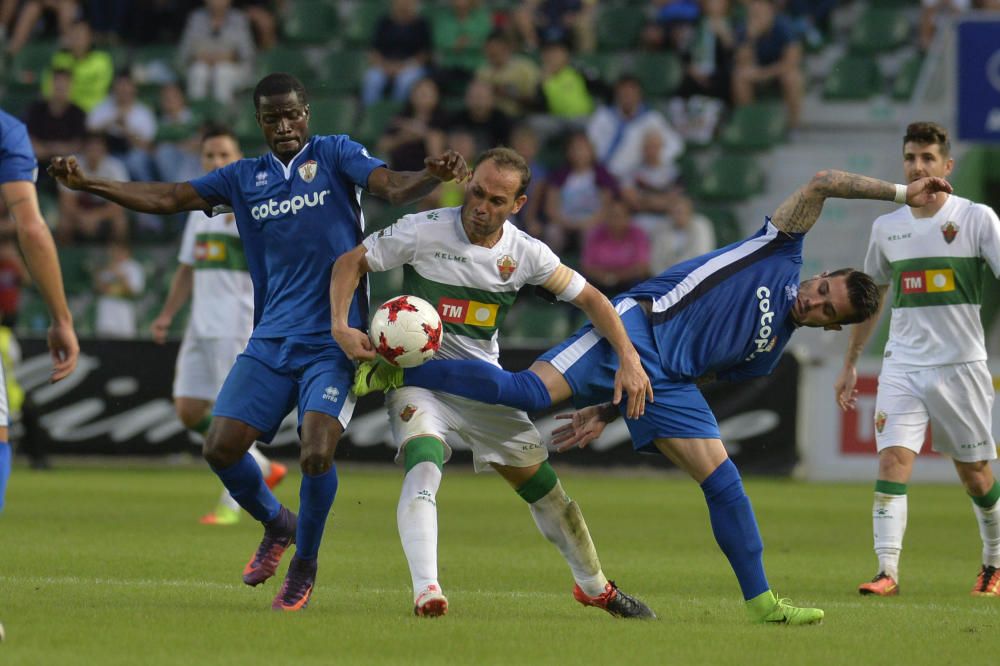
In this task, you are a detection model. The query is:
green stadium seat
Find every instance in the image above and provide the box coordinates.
[504,303,572,345]
[344,1,387,47]
[308,96,357,136]
[355,99,403,148]
[316,50,366,94]
[690,153,765,202]
[719,102,786,151]
[232,103,261,144]
[575,52,623,87]
[892,55,924,101]
[699,205,742,247]
[16,292,51,335]
[628,52,683,98]
[368,267,404,307]
[282,0,339,45]
[58,247,93,296]
[823,55,881,101]
[596,7,645,52]
[129,44,178,81]
[7,40,57,90]
[849,8,911,54]
[256,46,319,87]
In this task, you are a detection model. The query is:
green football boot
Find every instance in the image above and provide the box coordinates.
[746,590,824,625]
[353,360,403,396]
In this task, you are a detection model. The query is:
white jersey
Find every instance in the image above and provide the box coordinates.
[865,194,1000,369]
[178,209,254,340]
[363,206,585,364]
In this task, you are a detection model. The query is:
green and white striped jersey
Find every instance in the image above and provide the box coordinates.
[865,194,1000,368]
[178,209,254,340]
[363,206,584,365]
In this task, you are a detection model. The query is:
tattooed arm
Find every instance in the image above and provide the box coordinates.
[770,170,953,235]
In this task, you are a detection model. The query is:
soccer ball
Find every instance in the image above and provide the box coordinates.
[369,295,443,368]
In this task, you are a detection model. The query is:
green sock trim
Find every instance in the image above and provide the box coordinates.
[746,590,777,616]
[191,414,212,435]
[875,480,907,495]
[970,480,1000,508]
[516,461,558,504]
[403,436,445,472]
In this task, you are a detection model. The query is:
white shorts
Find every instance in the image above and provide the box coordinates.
[386,386,548,473]
[875,361,997,463]
[173,335,248,402]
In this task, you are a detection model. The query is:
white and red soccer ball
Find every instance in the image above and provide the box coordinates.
[369,295,443,368]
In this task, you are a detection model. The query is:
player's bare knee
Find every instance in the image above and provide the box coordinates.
[956,460,994,495]
[299,443,336,476]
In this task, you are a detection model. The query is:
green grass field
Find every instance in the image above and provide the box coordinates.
[2,463,998,665]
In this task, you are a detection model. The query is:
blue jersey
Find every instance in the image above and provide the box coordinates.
[190,135,385,338]
[0,109,38,184]
[620,219,803,383]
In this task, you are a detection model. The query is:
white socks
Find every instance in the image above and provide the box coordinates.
[972,500,1000,568]
[398,462,443,598]
[873,491,907,581]
[529,482,608,597]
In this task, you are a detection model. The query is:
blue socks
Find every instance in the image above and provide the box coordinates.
[212,453,281,523]
[296,465,339,560]
[0,441,10,513]
[700,459,769,600]
[404,361,552,411]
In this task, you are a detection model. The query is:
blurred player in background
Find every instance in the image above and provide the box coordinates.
[150,125,286,527]
[835,122,1000,597]
[356,169,956,624]
[0,108,79,512]
[331,147,654,619]
[48,73,468,611]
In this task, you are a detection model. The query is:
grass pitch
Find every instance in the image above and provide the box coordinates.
[1,463,998,665]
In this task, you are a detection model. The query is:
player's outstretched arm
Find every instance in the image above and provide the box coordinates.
[366,149,469,206]
[330,245,376,361]
[551,403,619,452]
[151,264,193,344]
[570,283,653,419]
[771,170,953,235]
[835,284,889,411]
[48,155,210,214]
[1,181,78,381]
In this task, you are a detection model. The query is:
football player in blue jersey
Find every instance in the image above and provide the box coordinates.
[48,73,469,611]
[354,169,953,624]
[0,109,79,513]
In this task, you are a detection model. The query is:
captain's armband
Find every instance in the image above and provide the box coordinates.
[541,264,585,301]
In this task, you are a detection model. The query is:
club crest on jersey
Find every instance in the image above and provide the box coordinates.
[298,160,318,183]
[875,410,887,434]
[400,404,417,422]
[497,255,517,281]
[941,220,958,244]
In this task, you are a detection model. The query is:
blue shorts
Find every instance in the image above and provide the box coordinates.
[213,332,357,442]
[538,299,720,452]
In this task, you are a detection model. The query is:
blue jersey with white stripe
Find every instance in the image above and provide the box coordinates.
[0,109,38,184]
[190,135,385,338]
[620,219,803,382]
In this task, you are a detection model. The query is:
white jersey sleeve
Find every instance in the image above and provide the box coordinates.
[363,215,420,272]
[974,203,1000,278]
[863,218,892,286]
[518,231,586,301]
[178,211,198,266]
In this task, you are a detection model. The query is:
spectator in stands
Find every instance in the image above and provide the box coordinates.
[512,0,597,53]
[26,68,86,194]
[376,77,448,172]
[731,0,803,129]
[86,70,157,181]
[449,79,512,154]
[3,0,78,59]
[362,0,432,107]
[509,123,547,237]
[425,127,478,209]
[587,74,684,183]
[581,197,651,296]
[118,0,200,45]
[784,0,837,49]
[538,37,594,122]
[919,0,971,51]
[0,236,28,327]
[431,0,493,84]
[93,239,144,338]
[475,29,542,117]
[42,19,113,113]
[56,132,129,243]
[234,0,281,51]
[84,0,129,46]
[152,82,203,183]
[641,0,701,51]
[649,191,715,273]
[620,129,681,236]
[177,0,256,105]
[671,0,735,103]
[543,130,616,253]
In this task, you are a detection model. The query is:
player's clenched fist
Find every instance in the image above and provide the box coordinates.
[425,149,470,184]
[47,156,87,190]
